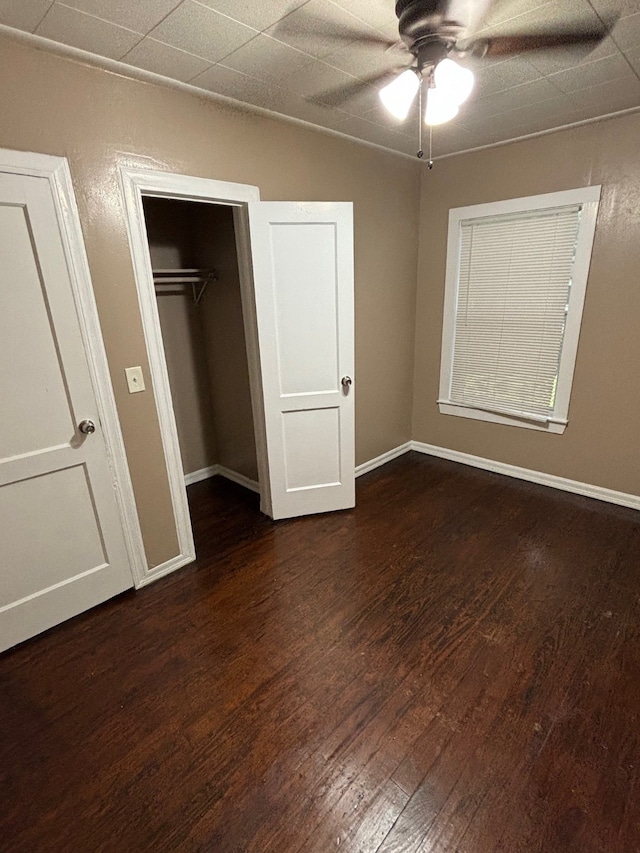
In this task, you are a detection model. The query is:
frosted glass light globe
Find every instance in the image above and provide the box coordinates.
[424,86,460,125]
[379,69,420,120]
[433,58,475,106]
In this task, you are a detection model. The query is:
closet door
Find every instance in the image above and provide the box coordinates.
[248,202,354,520]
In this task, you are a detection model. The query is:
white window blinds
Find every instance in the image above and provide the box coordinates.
[449,205,582,422]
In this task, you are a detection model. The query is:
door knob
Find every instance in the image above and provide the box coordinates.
[341,376,352,389]
[78,419,96,435]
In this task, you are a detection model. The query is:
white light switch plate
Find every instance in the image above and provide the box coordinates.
[125,366,145,393]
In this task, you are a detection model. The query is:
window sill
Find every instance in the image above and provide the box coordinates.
[437,402,567,434]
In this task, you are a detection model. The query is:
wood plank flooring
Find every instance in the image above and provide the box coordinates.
[1,452,640,852]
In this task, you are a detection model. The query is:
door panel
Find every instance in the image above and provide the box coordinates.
[1,465,107,605]
[0,204,75,456]
[248,202,354,519]
[271,221,339,394]
[282,407,342,491]
[0,170,133,653]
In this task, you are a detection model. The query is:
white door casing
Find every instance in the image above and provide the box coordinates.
[119,169,266,583]
[0,152,143,653]
[247,202,355,519]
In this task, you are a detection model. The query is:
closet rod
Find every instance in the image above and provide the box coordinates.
[152,268,217,306]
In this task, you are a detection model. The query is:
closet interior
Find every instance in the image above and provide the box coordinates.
[142,196,259,531]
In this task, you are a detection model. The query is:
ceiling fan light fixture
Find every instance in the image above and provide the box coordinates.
[379,69,420,120]
[433,58,474,105]
[424,86,459,125]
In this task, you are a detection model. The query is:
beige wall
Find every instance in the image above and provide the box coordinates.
[0,36,420,568]
[196,205,258,482]
[144,198,219,478]
[414,111,640,496]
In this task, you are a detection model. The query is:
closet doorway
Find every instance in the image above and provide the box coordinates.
[121,169,355,587]
[144,194,261,560]
[144,196,259,495]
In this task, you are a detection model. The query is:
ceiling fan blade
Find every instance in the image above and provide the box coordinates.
[274,10,397,49]
[309,68,408,108]
[468,17,617,58]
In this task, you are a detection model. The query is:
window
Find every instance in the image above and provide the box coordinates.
[438,187,600,434]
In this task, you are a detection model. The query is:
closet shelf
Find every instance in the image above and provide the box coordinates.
[153,268,217,306]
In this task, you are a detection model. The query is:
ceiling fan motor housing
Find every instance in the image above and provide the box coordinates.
[395,0,459,69]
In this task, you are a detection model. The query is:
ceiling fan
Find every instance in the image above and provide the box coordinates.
[280,0,617,155]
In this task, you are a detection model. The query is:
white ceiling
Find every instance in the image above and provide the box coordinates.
[2,0,640,158]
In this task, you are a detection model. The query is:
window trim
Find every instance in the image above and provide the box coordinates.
[438,186,601,434]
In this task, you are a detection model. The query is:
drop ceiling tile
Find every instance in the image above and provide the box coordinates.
[472,76,640,139]
[479,0,551,29]
[458,124,513,148]
[189,62,303,117]
[472,56,543,98]
[547,52,637,93]
[430,126,475,157]
[329,0,398,31]
[191,65,318,124]
[330,113,396,147]
[36,3,142,59]
[286,98,354,131]
[150,0,258,64]
[236,81,306,114]
[610,12,640,51]
[463,76,563,119]
[492,111,570,138]
[59,0,181,33]
[367,127,417,154]
[280,58,358,102]
[388,135,420,156]
[462,93,568,134]
[589,0,640,20]
[338,85,385,119]
[0,0,52,32]
[356,122,414,154]
[189,61,258,94]
[476,0,612,74]
[265,0,389,60]
[121,36,211,81]
[625,45,640,75]
[196,0,308,32]
[562,76,640,112]
[323,38,409,81]
[526,34,618,75]
[221,33,313,84]
[477,0,601,36]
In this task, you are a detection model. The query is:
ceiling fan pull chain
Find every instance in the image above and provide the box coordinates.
[428,125,433,169]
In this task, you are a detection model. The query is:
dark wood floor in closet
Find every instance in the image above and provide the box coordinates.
[2,452,640,853]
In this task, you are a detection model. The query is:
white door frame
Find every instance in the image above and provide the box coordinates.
[119,168,271,586]
[0,148,147,587]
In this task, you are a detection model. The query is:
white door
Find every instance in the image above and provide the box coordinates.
[248,202,355,519]
[0,169,133,653]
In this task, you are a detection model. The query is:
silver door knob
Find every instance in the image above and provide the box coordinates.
[341,376,352,389]
[78,419,96,435]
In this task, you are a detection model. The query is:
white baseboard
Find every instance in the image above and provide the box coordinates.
[355,442,412,477]
[184,465,219,486]
[183,464,260,494]
[410,441,640,512]
[216,465,260,494]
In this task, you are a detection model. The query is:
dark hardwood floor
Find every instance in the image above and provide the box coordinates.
[2,452,640,852]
